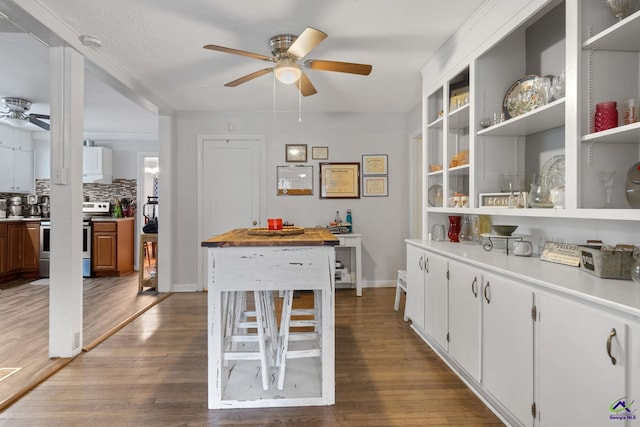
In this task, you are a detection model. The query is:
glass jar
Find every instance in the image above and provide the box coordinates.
[594,101,618,132]
[458,216,472,243]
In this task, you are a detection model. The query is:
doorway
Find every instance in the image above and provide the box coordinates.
[136,153,158,272]
[196,136,265,290]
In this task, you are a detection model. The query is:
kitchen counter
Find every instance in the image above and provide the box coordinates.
[202,227,339,248]
[0,217,43,222]
[90,217,135,222]
[406,239,640,319]
[201,227,336,408]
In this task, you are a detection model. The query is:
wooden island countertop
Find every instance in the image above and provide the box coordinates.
[201,227,339,248]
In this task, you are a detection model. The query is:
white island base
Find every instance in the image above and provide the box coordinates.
[203,229,337,409]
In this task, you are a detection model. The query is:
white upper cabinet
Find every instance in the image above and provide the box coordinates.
[82,146,113,184]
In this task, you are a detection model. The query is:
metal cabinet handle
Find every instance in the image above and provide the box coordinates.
[483,281,491,304]
[424,257,429,274]
[418,255,424,271]
[607,328,617,366]
[471,277,478,297]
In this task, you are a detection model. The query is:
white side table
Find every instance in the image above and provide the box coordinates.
[336,234,362,296]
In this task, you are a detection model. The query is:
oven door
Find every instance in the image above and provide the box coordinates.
[39,221,51,277]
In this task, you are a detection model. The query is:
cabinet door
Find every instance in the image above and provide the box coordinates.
[0,226,7,275]
[482,272,534,427]
[92,232,117,272]
[448,259,481,381]
[537,294,627,427]
[0,146,14,192]
[424,252,448,350]
[22,222,40,272]
[406,245,426,330]
[7,224,23,272]
[83,147,102,175]
[13,149,34,193]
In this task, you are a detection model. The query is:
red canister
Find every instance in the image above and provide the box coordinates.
[594,101,618,132]
[267,218,283,230]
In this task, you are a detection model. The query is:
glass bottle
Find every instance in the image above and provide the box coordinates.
[459,215,472,243]
[334,210,341,224]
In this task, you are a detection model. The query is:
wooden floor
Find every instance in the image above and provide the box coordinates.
[0,288,503,426]
[0,271,167,411]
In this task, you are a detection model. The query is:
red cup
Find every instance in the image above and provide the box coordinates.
[267,218,282,230]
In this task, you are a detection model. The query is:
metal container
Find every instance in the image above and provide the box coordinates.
[578,245,637,280]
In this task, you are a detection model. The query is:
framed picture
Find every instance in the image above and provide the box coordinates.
[285,144,307,162]
[362,154,388,175]
[312,146,329,160]
[319,162,360,199]
[479,192,511,208]
[277,165,313,195]
[363,176,388,197]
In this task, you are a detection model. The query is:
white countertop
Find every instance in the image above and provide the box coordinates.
[406,239,640,319]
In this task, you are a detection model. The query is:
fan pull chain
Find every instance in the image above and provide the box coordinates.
[273,72,277,118]
[298,81,302,122]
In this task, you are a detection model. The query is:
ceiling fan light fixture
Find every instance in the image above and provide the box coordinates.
[3,116,27,128]
[275,58,301,84]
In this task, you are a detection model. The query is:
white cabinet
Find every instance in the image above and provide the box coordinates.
[482,271,534,427]
[0,145,34,194]
[447,259,481,381]
[406,243,448,349]
[83,146,112,184]
[424,252,448,350]
[406,244,426,330]
[536,293,628,426]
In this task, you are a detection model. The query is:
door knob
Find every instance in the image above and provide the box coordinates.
[252,221,257,226]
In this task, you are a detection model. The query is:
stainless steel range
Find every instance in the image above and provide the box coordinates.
[38,201,110,278]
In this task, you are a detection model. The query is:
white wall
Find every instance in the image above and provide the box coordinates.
[174,110,415,289]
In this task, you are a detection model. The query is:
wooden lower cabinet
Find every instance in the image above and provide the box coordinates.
[0,224,7,275]
[92,219,134,276]
[0,221,40,283]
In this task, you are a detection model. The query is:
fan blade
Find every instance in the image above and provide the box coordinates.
[297,72,317,97]
[30,113,50,120]
[27,117,50,131]
[305,59,372,75]
[287,27,327,59]
[224,68,273,87]
[203,44,274,62]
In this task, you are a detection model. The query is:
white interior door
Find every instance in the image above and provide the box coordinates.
[198,136,264,289]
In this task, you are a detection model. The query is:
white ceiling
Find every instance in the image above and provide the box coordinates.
[0,0,487,134]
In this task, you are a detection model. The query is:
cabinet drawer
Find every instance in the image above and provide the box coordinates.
[92,222,117,232]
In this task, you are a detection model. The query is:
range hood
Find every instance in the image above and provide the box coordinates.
[83,146,113,184]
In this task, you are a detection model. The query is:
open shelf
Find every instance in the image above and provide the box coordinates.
[583,10,640,52]
[477,98,565,137]
[581,122,640,144]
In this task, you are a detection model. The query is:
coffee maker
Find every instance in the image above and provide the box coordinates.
[26,194,41,218]
[40,195,50,218]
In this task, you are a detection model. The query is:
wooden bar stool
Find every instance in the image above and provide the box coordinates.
[276,290,322,390]
[138,233,158,293]
[222,290,278,390]
[394,270,408,321]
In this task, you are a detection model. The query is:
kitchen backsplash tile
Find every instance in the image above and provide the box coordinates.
[35,178,137,203]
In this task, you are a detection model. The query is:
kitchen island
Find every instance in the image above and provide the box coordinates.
[201,227,338,409]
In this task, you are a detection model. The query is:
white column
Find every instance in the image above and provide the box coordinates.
[158,114,172,292]
[48,46,85,357]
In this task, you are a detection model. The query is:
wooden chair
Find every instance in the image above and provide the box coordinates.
[394,270,408,321]
[276,290,322,390]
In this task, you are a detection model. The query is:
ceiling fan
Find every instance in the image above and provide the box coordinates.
[203,27,372,96]
[0,97,50,131]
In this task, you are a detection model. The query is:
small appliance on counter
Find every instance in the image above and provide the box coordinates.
[0,199,6,219]
[40,195,50,218]
[26,194,41,218]
[8,196,23,218]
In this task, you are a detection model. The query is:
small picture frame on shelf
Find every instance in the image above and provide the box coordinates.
[285,144,307,162]
[362,154,388,175]
[479,192,512,208]
[363,176,388,197]
[312,146,329,160]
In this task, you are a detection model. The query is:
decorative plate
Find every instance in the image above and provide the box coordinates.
[428,184,443,207]
[540,155,565,190]
[502,74,541,119]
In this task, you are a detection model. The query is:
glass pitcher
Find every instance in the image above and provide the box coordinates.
[529,178,550,208]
